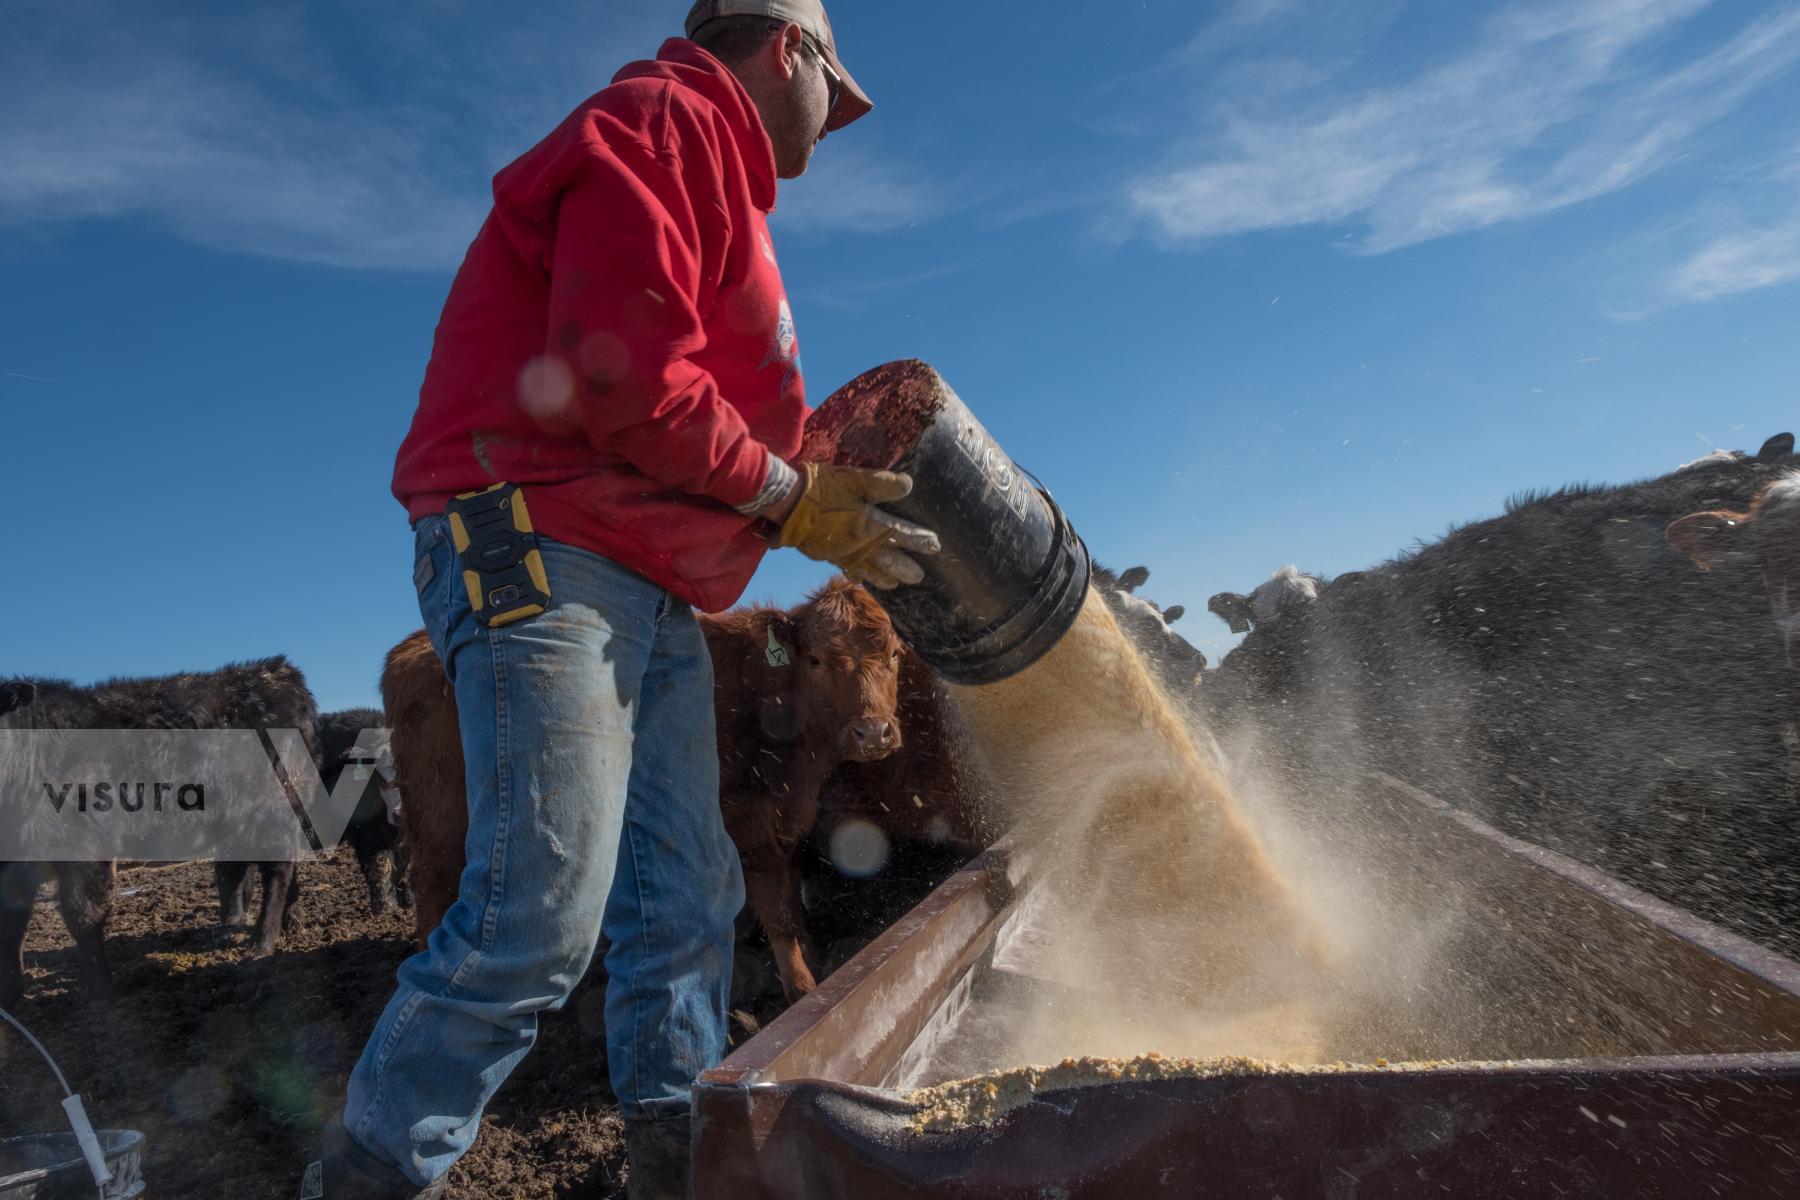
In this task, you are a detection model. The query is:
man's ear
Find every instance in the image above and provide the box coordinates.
[755,612,801,740]
[771,20,806,82]
[1666,510,1744,570]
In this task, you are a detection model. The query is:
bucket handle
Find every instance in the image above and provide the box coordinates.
[0,1004,112,1193]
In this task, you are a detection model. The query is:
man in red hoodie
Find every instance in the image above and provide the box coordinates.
[308,5,935,1198]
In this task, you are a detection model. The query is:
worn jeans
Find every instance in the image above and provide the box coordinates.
[341,514,744,1187]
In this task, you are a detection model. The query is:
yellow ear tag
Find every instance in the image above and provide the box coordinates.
[765,628,792,668]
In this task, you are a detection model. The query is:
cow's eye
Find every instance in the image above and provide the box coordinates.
[807,654,822,667]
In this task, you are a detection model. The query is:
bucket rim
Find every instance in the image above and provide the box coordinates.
[0,1128,144,1187]
[899,482,1091,685]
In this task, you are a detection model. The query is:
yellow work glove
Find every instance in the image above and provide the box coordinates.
[775,464,941,589]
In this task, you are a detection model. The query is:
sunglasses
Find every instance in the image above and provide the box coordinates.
[802,36,842,114]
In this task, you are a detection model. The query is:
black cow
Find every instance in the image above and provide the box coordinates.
[1206,436,1800,956]
[0,681,35,718]
[1207,565,1324,635]
[0,681,116,1009]
[317,709,409,916]
[1093,563,1208,697]
[86,657,320,957]
[0,658,320,1006]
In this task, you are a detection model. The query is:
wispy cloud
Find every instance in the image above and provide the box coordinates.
[1125,0,1800,255]
[0,0,940,272]
[1652,136,1800,304]
[773,144,973,237]
[1666,217,1800,302]
[1180,0,1303,58]
[0,0,664,271]
[806,258,981,312]
[1589,136,1800,316]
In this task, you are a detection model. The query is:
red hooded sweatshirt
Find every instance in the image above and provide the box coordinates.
[392,39,806,612]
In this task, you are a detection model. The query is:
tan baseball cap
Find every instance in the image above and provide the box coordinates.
[685,0,873,132]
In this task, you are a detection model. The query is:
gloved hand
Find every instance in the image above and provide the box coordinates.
[774,464,941,589]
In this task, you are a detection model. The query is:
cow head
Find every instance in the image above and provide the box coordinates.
[761,579,905,763]
[1252,565,1323,624]
[0,681,35,718]
[1668,473,1800,665]
[1208,592,1254,634]
[1121,599,1208,688]
[1094,565,1209,690]
[1210,568,1323,636]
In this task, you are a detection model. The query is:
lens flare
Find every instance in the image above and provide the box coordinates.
[828,819,890,879]
[518,355,575,421]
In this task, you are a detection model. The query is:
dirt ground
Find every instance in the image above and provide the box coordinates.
[2,852,627,1199]
[0,840,964,1198]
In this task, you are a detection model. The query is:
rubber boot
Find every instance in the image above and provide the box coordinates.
[623,1113,692,1200]
[296,1114,446,1200]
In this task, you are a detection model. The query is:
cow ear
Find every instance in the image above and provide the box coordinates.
[1666,511,1742,570]
[1119,566,1150,592]
[755,613,801,740]
[1162,605,1185,624]
[1758,433,1795,460]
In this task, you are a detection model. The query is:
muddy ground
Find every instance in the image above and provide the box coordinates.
[1,852,622,1197]
[0,841,962,1198]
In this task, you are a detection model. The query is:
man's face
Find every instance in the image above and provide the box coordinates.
[772,37,833,179]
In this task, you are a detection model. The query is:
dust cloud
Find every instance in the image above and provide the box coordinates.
[919,586,1639,1083]
[943,589,1339,1068]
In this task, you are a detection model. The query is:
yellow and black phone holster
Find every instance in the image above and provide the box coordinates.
[446,483,552,628]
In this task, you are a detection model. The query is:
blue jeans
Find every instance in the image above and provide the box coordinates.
[342,515,745,1187]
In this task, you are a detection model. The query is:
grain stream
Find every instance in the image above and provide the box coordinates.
[943,589,1333,1069]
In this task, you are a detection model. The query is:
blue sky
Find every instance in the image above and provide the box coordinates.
[4,0,1799,711]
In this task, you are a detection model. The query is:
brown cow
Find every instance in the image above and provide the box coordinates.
[1669,470,1800,810]
[816,646,988,853]
[381,631,462,949]
[710,579,904,999]
[792,647,992,983]
[1668,471,1800,664]
[385,578,906,1002]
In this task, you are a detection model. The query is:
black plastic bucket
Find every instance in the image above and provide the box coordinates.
[800,361,1091,685]
[0,1130,144,1199]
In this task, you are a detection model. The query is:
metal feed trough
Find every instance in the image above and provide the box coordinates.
[694,774,1800,1198]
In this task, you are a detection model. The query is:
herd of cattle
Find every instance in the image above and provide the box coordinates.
[5,434,1800,1014]
[1206,433,1800,954]
[0,566,1190,1015]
